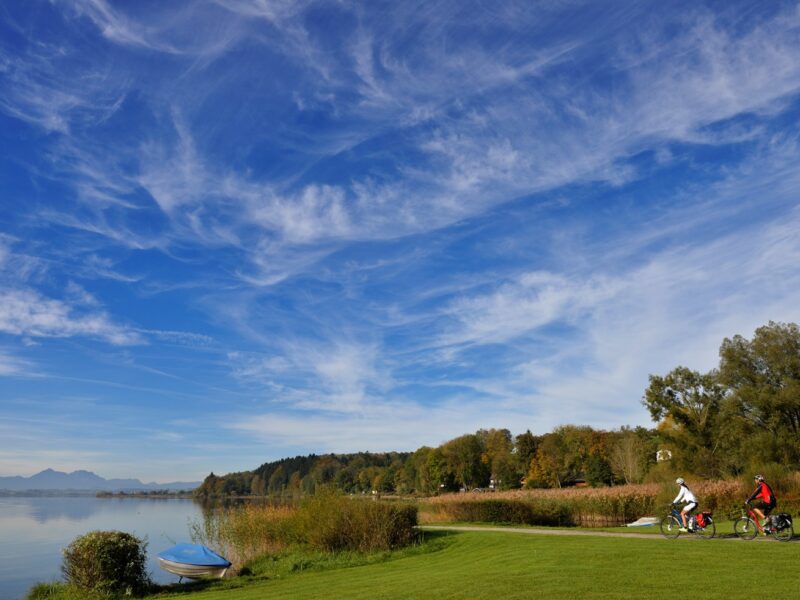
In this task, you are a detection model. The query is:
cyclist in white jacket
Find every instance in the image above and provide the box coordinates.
[673,478,698,532]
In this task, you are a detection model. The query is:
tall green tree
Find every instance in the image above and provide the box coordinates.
[514,430,539,474]
[477,428,518,489]
[719,321,800,466]
[442,434,488,490]
[643,366,725,476]
[425,447,454,491]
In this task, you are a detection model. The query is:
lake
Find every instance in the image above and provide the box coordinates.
[0,496,203,599]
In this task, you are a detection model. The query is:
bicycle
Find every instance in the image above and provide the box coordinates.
[660,504,715,539]
[733,504,793,542]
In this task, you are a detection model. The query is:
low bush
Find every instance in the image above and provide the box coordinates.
[293,487,418,552]
[425,499,572,527]
[61,530,149,596]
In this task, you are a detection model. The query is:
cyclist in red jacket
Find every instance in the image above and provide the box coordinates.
[746,474,777,528]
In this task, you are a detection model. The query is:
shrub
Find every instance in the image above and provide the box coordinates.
[61,531,149,595]
[293,487,418,552]
[424,499,573,527]
[422,485,660,526]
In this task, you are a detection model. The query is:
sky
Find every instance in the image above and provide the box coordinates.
[1,0,799,482]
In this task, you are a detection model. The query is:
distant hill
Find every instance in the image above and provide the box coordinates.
[0,468,200,492]
[195,451,413,497]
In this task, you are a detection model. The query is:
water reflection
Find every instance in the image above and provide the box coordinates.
[21,497,101,523]
[0,496,203,600]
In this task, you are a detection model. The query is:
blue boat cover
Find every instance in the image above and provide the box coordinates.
[158,544,231,567]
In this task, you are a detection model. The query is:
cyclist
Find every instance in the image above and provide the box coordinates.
[672,477,698,532]
[746,474,776,530]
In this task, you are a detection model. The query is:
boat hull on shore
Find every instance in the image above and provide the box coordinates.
[157,543,231,581]
[158,557,228,579]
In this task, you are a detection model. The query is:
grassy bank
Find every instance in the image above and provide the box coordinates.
[33,530,800,599]
[147,531,800,598]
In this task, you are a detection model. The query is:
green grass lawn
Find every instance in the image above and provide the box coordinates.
[33,529,800,599]
[143,530,800,600]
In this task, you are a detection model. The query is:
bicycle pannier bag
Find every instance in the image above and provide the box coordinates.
[774,513,792,530]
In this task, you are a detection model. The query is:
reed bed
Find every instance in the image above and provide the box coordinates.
[191,504,296,571]
[294,490,419,553]
[191,490,419,572]
[419,479,796,527]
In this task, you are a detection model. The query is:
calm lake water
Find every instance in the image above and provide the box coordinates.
[0,496,203,599]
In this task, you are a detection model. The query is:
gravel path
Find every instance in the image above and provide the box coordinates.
[420,524,794,542]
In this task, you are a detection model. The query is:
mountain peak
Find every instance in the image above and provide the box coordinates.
[0,469,200,492]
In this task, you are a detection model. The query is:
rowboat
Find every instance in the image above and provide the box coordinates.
[157,543,231,581]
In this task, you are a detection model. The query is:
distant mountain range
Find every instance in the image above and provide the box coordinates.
[0,469,200,492]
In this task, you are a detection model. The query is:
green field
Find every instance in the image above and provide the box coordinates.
[143,530,800,600]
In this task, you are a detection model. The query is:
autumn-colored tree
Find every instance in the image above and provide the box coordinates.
[250,474,266,496]
[609,429,647,484]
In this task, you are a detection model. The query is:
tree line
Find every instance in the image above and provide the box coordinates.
[196,321,800,497]
[194,425,659,497]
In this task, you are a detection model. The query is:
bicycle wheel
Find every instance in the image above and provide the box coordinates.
[660,515,682,539]
[734,517,758,540]
[772,523,793,542]
[694,521,716,539]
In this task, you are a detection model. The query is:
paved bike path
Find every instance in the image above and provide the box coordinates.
[420,524,792,542]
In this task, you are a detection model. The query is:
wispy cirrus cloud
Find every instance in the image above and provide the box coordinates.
[0,349,31,376]
[0,238,143,346]
[0,288,143,345]
[229,338,389,413]
[228,397,529,453]
[61,0,173,51]
[2,0,800,479]
[5,1,799,291]
[429,198,800,429]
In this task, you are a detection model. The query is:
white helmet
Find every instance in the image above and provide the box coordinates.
[754,474,764,482]
[675,477,685,485]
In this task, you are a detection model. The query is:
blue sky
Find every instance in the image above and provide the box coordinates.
[1,0,800,482]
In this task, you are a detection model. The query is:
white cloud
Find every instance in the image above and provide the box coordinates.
[4,2,799,290]
[0,288,142,345]
[136,328,214,347]
[432,203,800,430]
[0,350,31,376]
[1,0,800,461]
[439,272,622,349]
[62,0,179,53]
[230,339,389,413]
[228,398,530,453]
